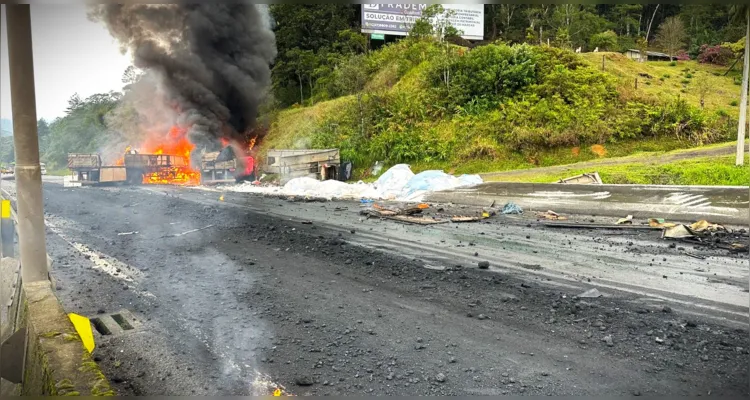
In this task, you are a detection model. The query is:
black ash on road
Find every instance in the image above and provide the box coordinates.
[14,179,748,396]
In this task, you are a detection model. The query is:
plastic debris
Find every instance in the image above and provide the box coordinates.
[663,225,695,239]
[371,161,384,177]
[649,218,677,228]
[689,220,725,233]
[616,215,633,225]
[228,164,482,201]
[501,202,523,215]
[539,210,567,220]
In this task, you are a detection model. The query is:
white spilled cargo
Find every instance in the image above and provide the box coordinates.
[225,164,483,202]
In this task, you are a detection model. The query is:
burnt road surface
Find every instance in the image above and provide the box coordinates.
[3,178,748,396]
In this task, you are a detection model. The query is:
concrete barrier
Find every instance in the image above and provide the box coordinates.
[425,182,749,225]
[0,193,114,396]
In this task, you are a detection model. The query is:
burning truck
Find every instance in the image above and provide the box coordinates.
[67,126,257,186]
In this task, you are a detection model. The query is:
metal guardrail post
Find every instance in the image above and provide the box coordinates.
[6,4,49,283]
[1,199,13,258]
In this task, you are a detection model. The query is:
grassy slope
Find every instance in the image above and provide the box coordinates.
[581,52,742,112]
[489,155,749,186]
[264,49,743,183]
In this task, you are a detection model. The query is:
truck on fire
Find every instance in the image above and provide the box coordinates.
[67,145,255,186]
[199,146,256,185]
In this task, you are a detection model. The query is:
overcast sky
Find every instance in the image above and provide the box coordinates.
[1,4,132,122]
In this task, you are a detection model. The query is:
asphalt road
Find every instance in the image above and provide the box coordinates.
[4,178,748,395]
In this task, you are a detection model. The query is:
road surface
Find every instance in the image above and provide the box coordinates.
[3,177,748,396]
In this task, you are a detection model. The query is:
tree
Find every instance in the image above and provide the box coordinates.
[644,4,661,46]
[337,54,370,139]
[269,4,359,106]
[37,119,51,155]
[655,16,687,60]
[731,5,749,165]
[121,66,143,91]
[590,30,619,51]
[45,92,120,168]
[610,4,643,36]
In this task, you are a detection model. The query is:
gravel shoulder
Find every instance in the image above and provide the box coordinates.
[18,180,750,395]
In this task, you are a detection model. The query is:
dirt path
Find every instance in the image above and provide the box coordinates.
[481,142,748,180]
[17,180,749,396]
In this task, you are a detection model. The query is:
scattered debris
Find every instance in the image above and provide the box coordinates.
[663,225,695,239]
[558,172,603,185]
[162,224,215,238]
[451,216,483,223]
[117,231,138,236]
[501,202,523,215]
[382,215,449,225]
[689,220,725,233]
[601,335,614,347]
[685,253,706,260]
[435,373,447,383]
[295,376,314,386]
[538,210,567,220]
[541,222,660,231]
[616,215,633,225]
[648,218,677,228]
[578,288,602,298]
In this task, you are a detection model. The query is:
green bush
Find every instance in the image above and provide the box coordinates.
[681,79,691,84]
[670,61,677,66]
[730,100,739,106]
[685,73,693,79]
[284,40,735,172]
[589,30,618,51]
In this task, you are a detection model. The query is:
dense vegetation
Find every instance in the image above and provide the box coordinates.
[262,38,739,176]
[24,4,749,186]
[269,4,747,108]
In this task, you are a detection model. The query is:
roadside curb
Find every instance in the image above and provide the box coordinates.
[0,190,114,396]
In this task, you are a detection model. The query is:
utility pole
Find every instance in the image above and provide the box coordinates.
[6,4,49,283]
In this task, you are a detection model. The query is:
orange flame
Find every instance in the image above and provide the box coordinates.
[121,125,202,186]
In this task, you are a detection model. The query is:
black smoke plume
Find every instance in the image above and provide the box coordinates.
[88,2,276,147]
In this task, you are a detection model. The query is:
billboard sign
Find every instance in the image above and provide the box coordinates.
[361,4,484,41]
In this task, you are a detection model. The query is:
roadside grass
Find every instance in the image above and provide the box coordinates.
[486,155,749,186]
[407,137,694,175]
[580,52,740,112]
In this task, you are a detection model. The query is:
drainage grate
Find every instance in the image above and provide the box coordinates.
[91,317,112,336]
[88,310,139,337]
[111,313,134,331]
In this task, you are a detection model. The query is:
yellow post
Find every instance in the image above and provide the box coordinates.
[0,199,13,258]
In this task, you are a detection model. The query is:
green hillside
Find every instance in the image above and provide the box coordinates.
[261,40,741,179]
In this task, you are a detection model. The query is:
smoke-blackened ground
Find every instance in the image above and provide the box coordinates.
[11,178,746,395]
